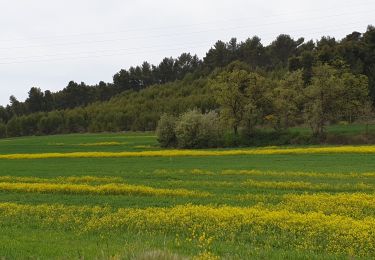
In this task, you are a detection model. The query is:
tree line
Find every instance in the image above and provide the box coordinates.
[0,52,201,120]
[0,26,374,140]
[156,62,371,148]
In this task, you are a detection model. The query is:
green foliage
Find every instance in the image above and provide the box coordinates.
[0,122,6,138]
[0,78,216,138]
[6,117,22,137]
[175,110,203,148]
[270,70,305,130]
[26,87,45,113]
[196,110,222,147]
[175,110,221,148]
[65,108,88,133]
[242,72,271,134]
[339,72,369,123]
[156,114,177,148]
[38,111,64,135]
[304,65,341,137]
[1,62,372,148]
[156,110,222,148]
[211,70,262,135]
[304,64,369,137]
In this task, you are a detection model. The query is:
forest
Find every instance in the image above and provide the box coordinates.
[0,25,374,146]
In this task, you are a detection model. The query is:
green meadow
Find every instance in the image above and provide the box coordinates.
[1,133,375,259]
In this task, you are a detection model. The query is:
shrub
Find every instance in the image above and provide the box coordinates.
[175,110,202,148]
[197,111,222,147]
[156,114,177,147]
[156,110,222,148]
[175,110,221,148]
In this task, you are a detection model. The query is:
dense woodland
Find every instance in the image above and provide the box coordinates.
[1,26,375,144]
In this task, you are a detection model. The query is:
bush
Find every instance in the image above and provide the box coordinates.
[156,110,222,148]
[175,110,202,148]
[156,114,177,147]
[175,110,221,148]
[196,111,222,147]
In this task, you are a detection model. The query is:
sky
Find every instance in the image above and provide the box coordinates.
[0,0,374,106]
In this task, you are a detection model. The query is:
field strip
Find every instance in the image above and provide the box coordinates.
[0,182,210,197]
[2,145,375,159]
[48,142,127,146]
[231,193,375,218]
[154,168,375,180]
[222,169,375,179]
[242,179,375,191]
[1,203,374,256]
[0,175,125,184]
[277,193,375,218]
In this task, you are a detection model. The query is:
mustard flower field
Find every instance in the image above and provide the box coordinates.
[1,133,375,259]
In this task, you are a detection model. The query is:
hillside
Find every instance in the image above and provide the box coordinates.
[0,26,375,141]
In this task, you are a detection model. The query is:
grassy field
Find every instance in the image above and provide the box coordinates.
[1,133,375,259]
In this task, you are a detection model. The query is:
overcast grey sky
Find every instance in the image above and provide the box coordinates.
[0,0,374,106]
